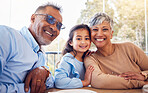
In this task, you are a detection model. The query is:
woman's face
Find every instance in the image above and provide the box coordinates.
[91,21,114,48]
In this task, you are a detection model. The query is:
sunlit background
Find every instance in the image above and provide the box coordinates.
[0,0,147,74]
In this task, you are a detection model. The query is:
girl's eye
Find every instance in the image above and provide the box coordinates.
[85,38,90,40]
[76,38,81,40]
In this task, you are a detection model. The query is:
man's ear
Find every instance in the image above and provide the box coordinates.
[30,14,35,23]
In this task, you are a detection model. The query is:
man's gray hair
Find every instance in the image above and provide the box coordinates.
[89,12,114,30]
[34,2,62,13]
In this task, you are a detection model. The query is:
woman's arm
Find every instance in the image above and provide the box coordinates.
[120,43,148,82]
[84,56,145,89]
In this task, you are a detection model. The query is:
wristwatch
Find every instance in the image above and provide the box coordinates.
[42,66,51,78]
[141,72,148,81]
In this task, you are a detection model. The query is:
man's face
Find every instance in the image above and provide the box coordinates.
[31,6,63,46]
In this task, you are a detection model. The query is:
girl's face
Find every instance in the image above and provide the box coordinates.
[70,28,91,53]
[91,21,114,48]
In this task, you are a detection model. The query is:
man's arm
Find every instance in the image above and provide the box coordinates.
[0,26,27,93]
[24,49,54,92]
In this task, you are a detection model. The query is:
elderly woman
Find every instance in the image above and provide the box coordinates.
[84,12,148,89]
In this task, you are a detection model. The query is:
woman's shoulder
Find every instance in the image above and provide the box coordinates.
[113,42,141,54]
[114,42,136,48]
[84,52,99,60]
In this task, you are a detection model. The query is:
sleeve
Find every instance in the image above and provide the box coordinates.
[0,50,5,75]
[0,26,25,92]
[45,74,54,89]
[0,26,14,75]
[0,83,17,93]
[0,32,8,75]
[33,53,55,89]
[54,57,83,89]
[84,55,145,89]
[130,43,148,74]
[0,83,29,93]
[43,65,55,89]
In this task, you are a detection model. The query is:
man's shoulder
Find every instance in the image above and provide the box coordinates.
[0,25,28,46]
[0,25,16,31]
[0,25,20,36]
[0,25,10,29]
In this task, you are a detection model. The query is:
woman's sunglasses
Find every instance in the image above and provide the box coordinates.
[35,14,65,31]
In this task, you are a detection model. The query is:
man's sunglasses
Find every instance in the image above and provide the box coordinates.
[35,14,65,31]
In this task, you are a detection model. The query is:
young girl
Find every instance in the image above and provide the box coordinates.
[54,24,94,89]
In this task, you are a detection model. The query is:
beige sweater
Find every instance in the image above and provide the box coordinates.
[84,42,148,89]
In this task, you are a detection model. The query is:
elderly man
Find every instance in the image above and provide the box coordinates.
[0,2,64,93]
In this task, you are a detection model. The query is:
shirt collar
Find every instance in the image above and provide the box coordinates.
[19,26,40,53]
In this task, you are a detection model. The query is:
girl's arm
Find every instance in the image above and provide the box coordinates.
[55,58,83,89]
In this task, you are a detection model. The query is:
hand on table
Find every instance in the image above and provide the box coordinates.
[24,67,48,93]
[119,71,145,81]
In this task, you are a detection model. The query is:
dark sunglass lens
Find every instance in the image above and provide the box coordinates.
[47,15,56,24]
[56,23,62,30]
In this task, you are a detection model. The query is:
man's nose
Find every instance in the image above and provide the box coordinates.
[50,23,57,31]
[50,24,60,35]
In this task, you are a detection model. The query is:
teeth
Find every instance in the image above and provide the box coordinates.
[45,31,52,36]
[96,39,104,41]
[80,46,87,48]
